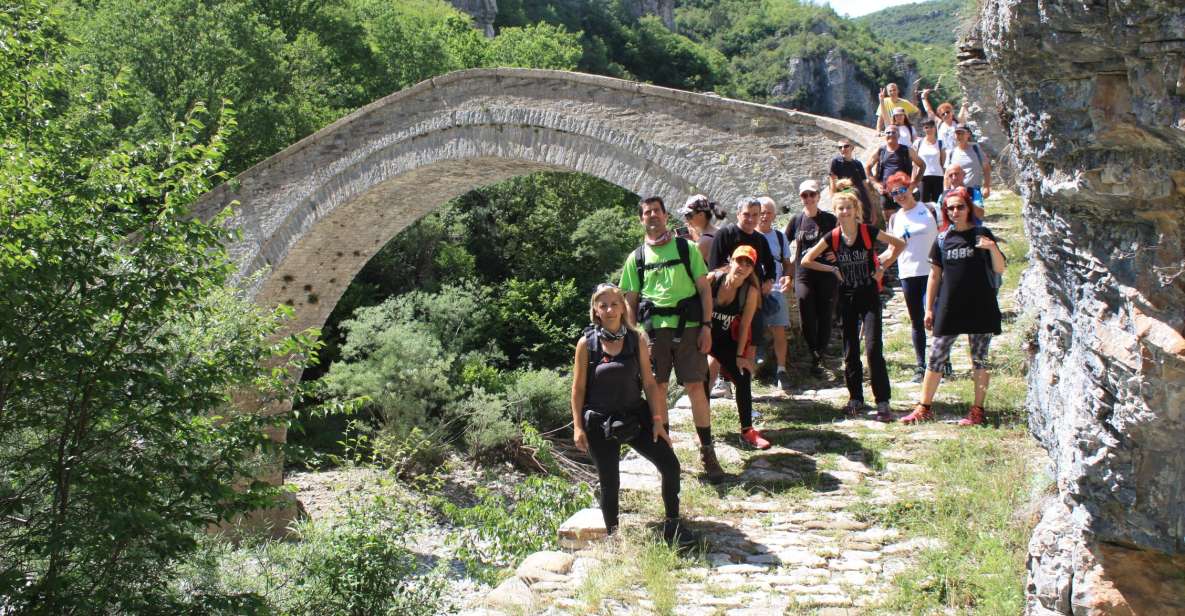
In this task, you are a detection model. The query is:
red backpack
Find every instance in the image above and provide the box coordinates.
[830,224,883,291]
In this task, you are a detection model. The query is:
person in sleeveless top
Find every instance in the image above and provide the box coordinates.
[800,192,906,422]
[707,246,770,450]
[571,284,695,547]
[900,188,1006,427]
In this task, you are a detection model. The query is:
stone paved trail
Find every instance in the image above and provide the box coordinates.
[467,193,1029,615]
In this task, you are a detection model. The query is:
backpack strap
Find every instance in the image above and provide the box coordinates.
[861,224,884,292]
[830,226,841,253]
[774,229,787,264]
[633,245,647,291]
[675,237,695,283]
[971,143,983,166]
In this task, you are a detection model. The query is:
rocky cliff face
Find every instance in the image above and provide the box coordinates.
[976,0,1185,613]
[770,49,918,125]
[450,0,498,37]
[625,0,675,30]
[955,36,1017,187]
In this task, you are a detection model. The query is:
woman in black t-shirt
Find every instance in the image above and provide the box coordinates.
[900,188,1006,426]
[801,192,905,422]
[786,179,838,377]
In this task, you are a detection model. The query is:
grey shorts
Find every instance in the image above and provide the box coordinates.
[762,290,791,328]
[649,326,709,385]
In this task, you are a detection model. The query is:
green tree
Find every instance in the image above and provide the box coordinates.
[0,4,316,611]
[484,22,582,69]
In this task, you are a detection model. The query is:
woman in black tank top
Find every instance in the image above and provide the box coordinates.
[570,284,694,547]
[706,246,770,450]
[801,192,905,422]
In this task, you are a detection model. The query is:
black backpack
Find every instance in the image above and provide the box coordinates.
[632,237,702,342]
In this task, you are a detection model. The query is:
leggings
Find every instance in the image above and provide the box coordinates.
[928,334,993,371]
[839,287,891,403]
[585,415,680,533]
[921,176,944,203]
[711,335,754,429]
[795,275,837,361]
[900,276,928,369]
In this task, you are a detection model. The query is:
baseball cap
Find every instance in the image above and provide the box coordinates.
[954,123,971,133]
[798,179,820,195]
[731,245,758,264]
[678,194,713,216]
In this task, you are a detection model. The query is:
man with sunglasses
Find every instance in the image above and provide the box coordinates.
[829,139,875,225]
[866,128,926,220]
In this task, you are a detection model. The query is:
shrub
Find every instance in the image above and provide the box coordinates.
[438,475,593,583]
[505,368,572,431]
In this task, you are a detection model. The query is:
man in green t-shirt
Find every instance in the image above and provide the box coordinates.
[620,196,723,482]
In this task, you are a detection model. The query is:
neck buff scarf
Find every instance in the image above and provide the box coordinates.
[597,324,628,342]
[646,230,672,246]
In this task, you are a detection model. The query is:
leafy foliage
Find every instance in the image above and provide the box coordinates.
[0,4,317,611]
[437,475,593,583]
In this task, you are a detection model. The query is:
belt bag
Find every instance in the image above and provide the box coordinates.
[638,296,702,342]
[583,408,642,444]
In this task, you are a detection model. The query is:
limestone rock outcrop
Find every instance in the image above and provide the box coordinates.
[976,0,1185,613]
[955,35,1017,188]
[625,0,675,30]
[449,0,498,37]
[770,50,918,125]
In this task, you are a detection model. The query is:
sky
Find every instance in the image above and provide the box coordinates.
[810,0,930,18]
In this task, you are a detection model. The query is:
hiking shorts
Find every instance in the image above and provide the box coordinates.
[761,290,790,328]
[649,326,708,386]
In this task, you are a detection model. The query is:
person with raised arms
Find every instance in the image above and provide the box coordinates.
[801,192,905,422]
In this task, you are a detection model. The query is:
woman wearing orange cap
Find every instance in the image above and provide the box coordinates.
[707,245,769,449]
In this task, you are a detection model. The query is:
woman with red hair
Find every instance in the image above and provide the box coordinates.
[900,188,1005,426]
[884,172,939,383]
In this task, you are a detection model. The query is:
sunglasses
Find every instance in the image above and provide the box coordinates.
[838,144,853,150]
[800,191,818,198]
[945,204,968,212]
[889,187,909,197]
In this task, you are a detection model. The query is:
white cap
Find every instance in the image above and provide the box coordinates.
[798,179,820,195]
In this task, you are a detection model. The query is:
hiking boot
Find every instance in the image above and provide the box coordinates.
[776,369,792,392]
[900,403,934,425]
[958,405,986,426]
[842,399,867,418]
[710,379,732,399]
[874,401,894,423]
[740,427,772,450]
[911,366,925,384]
[662,517,699,551]
[699,445,726,483]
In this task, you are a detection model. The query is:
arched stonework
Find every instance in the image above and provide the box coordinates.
[194,68,875,335]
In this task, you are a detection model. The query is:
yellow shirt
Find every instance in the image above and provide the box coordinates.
[881,98,919,118]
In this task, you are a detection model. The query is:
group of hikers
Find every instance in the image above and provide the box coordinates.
[569,84,1004,546]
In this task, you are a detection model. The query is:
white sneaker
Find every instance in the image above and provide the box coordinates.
[711,379,733,399]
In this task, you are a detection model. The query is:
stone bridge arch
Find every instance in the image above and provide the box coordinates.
[194,68,876,335]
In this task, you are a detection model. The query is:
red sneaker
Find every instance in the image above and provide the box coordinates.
[899,404,934,425]
[740,427,772,450]
[958,405,986,426]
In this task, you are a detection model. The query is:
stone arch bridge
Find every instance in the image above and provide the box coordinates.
[194,68,875,335]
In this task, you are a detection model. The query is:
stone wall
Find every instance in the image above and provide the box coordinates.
[194,68,875,338]
[977,0,1185,613]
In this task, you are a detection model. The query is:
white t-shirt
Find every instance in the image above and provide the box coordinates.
[889,203,939,278]
[913,138,943,177]
[895,124,914,148]
[937,122,957,151]
[946,144,985,188]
